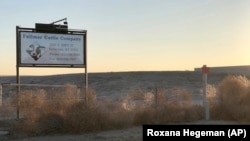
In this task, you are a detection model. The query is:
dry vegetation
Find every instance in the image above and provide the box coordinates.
[2,85,203,137]
[210,75,250,122]
[1,74,250,139]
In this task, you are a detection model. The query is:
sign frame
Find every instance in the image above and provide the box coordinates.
[16,26,87,68]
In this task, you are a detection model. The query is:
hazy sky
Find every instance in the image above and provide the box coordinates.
[0,0,249,75]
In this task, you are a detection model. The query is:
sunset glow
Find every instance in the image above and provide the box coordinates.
[0,0,249,75]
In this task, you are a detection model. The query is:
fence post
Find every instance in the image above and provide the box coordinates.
[0,83,2,106]
[155,87,158,108]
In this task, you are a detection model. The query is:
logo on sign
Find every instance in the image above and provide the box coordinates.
[26,41,47,61]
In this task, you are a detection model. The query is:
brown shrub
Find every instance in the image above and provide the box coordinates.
[212,75,250,122]
[11,85,203,136]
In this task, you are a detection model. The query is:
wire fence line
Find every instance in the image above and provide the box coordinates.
[0,83,85,120]
[0,82,215,120]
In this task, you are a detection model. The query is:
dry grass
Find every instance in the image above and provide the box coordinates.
[3,85,204,136]
[4,74,250,137]
[210,75,250,122]
[0,91,18,120]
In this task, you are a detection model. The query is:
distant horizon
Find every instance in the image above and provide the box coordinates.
[0,64,250,77]
[0,70,194,77]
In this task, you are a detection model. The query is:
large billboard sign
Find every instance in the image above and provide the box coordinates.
[15,24,88,119]
[17,27,86,68]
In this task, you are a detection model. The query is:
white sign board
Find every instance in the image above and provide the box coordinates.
[20,32,85,66]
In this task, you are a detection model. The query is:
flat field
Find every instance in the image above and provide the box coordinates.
[0,71,244,141]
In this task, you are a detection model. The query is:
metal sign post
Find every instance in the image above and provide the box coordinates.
[84,32,88,106]
[16,26,20,119]
[202,65,210,120]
